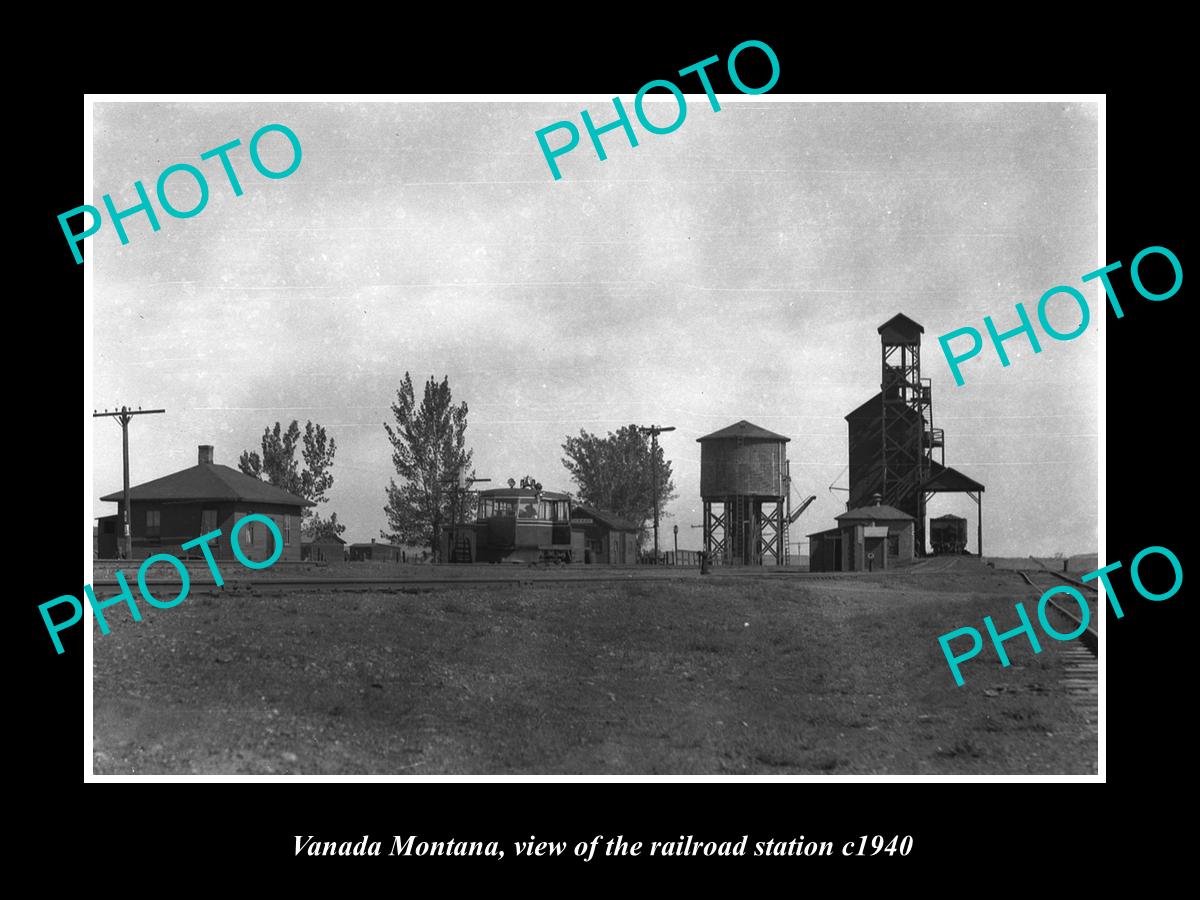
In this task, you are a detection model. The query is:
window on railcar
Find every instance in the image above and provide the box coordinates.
[491,499,517,517]
[518,497,538,519]
[478,498,493,518]
[543,500,570,520]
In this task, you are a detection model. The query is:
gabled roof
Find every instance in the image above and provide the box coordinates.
[696,420,790,442]
[844,391,923,423]
[878,313,925,338]
[100,463,314,507]
[922,462,986,493]
[572,504,640,532]
[836,503,914,522]
[845,392,882,422]
[303,533,347,544]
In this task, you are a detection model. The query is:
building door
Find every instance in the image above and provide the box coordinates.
[864,536,886,571]
[454,534,473,563]
[201,511,218,554]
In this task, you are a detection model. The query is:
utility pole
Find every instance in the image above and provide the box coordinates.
[638,424,675,563]
[93,406,165,560]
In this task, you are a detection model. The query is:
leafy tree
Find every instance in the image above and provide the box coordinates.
[382,373,473,559]
[239,420,340,531]
[561,424,677,546]
[304,511,346,541]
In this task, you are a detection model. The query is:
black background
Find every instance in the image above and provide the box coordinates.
[21,24,1186,886]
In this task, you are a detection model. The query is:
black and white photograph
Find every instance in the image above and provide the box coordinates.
[84,95,1102,778]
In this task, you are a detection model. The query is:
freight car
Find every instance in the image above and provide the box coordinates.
[443,485,583,564]
[929,514,968,555]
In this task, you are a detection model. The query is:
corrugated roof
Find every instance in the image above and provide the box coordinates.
[100,462,315,506]
[836,503,914,522]
[572,504,640,532]
[696,420,790,442]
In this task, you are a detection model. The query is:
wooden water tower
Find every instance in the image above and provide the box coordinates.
[698,420,790,565]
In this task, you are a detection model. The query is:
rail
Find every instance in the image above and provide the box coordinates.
[1026,555,1098,594]
[1018,570,1098,656]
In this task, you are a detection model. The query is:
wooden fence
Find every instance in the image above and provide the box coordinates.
[637,550,705,567]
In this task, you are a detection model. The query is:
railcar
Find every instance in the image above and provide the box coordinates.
[446,486,582,563]
[929,514,968,555]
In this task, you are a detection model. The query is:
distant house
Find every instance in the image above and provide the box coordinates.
[570,504,639,565]
[348,539,405,563]
[302,533,346,563]
[97,444,314,562]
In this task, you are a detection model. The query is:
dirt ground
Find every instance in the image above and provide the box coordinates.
[92,568,1098,775]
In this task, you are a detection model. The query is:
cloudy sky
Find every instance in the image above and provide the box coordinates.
[90,99,1098,556]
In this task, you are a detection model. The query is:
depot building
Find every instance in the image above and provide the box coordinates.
[808,493,915,572]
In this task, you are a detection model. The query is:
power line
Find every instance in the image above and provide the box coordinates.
[93,406,166,560]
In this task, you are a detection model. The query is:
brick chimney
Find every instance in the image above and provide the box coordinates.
[198,445,214,465]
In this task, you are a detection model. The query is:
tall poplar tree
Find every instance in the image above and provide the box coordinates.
[239,420,343,538]
[382,373,473,558]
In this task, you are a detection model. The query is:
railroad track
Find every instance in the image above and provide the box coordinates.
[1019,569,1098,762]
[91,572,715,592]
[1018,569,1098,656]
[92,567,872,593]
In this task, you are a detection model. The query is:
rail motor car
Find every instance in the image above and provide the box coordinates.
[444,486,583,564]
[929,514,968,555]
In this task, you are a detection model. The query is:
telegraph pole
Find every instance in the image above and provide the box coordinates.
[638,424,675,563]
[93,406,165,560]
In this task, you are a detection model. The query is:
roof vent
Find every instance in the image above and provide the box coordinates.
[871,492,882,507]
